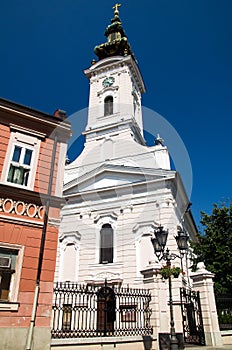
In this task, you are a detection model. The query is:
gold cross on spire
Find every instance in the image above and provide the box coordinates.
[113,3,121,16]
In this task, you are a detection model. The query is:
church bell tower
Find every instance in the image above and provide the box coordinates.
[84,4,146,145]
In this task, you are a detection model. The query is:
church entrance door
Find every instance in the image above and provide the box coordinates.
[97,282,116,336]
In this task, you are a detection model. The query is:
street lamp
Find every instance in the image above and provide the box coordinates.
[151,226,189,350]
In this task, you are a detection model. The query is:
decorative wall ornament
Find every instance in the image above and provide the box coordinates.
[97,85,119,97]
[132,221,159,235]
[93,271,121,281]
[0,197,44,219]
[94,212,118,224]
[59,231,81,248]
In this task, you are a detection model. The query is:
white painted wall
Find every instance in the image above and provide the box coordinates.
[54,53,197,339]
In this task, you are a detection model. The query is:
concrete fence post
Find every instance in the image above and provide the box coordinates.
[191,262,223,346]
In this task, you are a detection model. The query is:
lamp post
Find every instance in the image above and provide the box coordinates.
[151,226,189,350]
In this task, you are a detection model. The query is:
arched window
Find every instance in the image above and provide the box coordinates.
[100,224,113,263]
[104,96,113,116]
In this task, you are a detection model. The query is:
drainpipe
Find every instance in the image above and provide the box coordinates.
[25,134,58,350]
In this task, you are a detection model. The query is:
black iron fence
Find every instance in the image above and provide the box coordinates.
[216,294,232,330]
[51,281,153,338]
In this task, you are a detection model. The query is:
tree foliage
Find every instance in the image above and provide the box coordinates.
[191,202,232,295]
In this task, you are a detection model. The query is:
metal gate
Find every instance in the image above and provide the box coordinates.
[180,288,205,346]
[52,280,152,338]
[96,283,116,335]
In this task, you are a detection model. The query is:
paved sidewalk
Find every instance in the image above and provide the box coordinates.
[186,346,232,350]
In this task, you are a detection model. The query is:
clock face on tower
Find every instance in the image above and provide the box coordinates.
[102,76,115,88]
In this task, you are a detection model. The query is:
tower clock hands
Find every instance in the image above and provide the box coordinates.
[102,77,115,88]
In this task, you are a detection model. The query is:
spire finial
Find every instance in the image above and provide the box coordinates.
[94,3,136,62]
[155,133,164,146]
[113,3,121,16]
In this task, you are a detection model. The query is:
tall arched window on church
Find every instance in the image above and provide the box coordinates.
[104,96,113,116]
[100,224,113,263]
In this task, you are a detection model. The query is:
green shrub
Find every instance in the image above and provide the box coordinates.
[218,312,232,324]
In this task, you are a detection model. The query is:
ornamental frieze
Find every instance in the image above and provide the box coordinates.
[0,198,44,219]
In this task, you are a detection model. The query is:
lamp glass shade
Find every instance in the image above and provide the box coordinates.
[155,226,168,248]
[175,229,189,251]
[151,237,162,257]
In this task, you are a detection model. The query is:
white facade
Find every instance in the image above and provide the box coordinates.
[54,52,192,340]
[56,53,190,285]
[54,10,222,349]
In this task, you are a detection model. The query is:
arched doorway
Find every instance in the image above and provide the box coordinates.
[97,284,116,335]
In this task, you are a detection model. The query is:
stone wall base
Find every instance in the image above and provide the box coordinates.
[0,327,51,350]
[221,330,232,345]
[204,331,223,347]
[51,335,157,350]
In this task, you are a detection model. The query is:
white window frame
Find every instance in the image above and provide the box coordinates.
[98,85,119,118]
[95,215,117,264]
[104,95,114,116]
[99,223,114,264]
[7,143,34,187]
[0,242,24,311]
[1,128,41,190]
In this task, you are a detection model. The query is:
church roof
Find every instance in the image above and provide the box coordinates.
[94,4,136,62]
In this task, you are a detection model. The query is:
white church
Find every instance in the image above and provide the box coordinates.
[52,5,222,350]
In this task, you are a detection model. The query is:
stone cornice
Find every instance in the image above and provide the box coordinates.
[0,184,65,208]
[83,117,141,136]
[64,163,175,194]
[64,176,175,203]
[84,55,145,94]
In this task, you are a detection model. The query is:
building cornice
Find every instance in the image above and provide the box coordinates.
[65,175,175,201]
[0,98,71,142]
[0,214,43,228]
[84,55,145,94]
[0,184,65,208]
[64,163,175,193]
[0,97,66,123]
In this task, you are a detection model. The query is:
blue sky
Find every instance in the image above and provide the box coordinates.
[0,0,231,228]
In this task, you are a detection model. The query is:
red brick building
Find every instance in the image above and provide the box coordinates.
[0,98,71,349]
